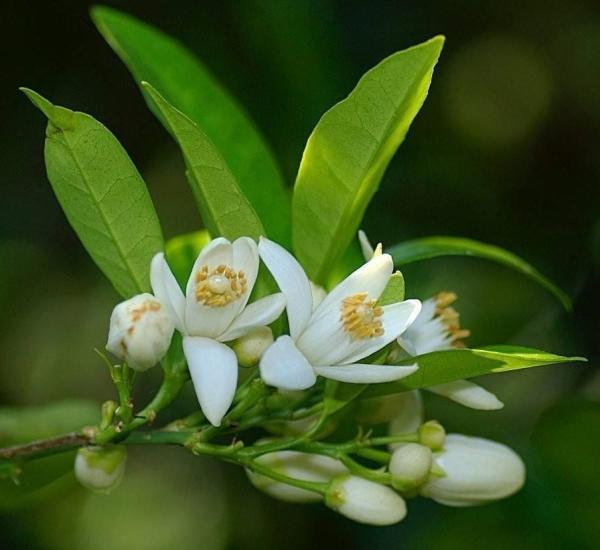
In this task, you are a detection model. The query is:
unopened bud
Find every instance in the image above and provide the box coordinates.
[246,448,347,503]
[233,326,274,367]
[325,475,406,525]
[419,420,446,451]
[389,443,432,490]
[421,434,526,506]
[74,445,127,494]
[106,293,174,371]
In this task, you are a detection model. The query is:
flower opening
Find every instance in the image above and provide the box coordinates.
[195,264,247,307]
[341,292,384,339]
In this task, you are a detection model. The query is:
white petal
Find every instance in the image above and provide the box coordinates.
[182,336,238,426]
[259,335,316,390]
[218,293,286,341]
[184,239,239,338]
[232,237,259,313]
[258,237,313,340]
[310,281,327,311]
[358,230,374,260]
[309,254,393,328]
[314,363,418,383]
[150,253,186,333]
[299,299,421,367]
[426,380,504,410]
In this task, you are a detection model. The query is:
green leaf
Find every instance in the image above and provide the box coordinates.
[142,83,265,241]
[292,36,444,283]
[377,271,405,306]
[387,236,571,310]
[363,345,586,398]
[21,88,163,298]
[91,6,291,246]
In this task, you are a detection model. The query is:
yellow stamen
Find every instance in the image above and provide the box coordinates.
[434,291,470,347]
[195,264,247,307]
[341,292,384,339]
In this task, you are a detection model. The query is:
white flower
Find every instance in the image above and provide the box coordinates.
[246,448,347,503]
[106,293,174,371]
[421,434,526,506]
[150,237,286,426]
[325,475,407,525]
[257,237,422,390]
[74,445,127,494]
[359,230,503,411]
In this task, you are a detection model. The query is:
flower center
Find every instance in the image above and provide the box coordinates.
[341,292,384,339]
[434,291,470,347]
[195,264,247,307]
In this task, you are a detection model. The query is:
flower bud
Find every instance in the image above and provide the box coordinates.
[389,443,433,490]
[74,445,127,494]
[106,293,174,371]
[325,475,407,525]
[419,420,446,451]
[246,449,347,503]
[232,326,274,368]
[421,434,526,506]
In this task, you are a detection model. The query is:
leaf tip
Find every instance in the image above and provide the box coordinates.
[19,87,55,119]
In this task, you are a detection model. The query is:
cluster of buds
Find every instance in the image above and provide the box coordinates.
[246,418,525,525]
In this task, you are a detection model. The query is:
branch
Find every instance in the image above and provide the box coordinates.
[0,432,90,461]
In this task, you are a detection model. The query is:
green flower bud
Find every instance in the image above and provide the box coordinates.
[419,420,446,451]
[74,445,127,494]
[389,443,432,490]
[233,326,274,367]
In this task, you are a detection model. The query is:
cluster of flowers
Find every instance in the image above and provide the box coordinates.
[94,233,525,524]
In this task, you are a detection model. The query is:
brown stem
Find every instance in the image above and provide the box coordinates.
[0,432,90,462]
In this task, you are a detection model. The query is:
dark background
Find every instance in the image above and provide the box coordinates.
[1,1,599,548]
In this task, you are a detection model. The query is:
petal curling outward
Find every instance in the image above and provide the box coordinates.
[183,336,238,426]
[218,293,286,342]
[259,335,317,390]
[258,237,313,340]
[426,380,504,410]
[314,363,418,384]
[150,253,186,333]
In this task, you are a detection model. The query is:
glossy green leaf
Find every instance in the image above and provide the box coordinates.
[292,36,444,283]
[387,236,571,310]
[21,88,163,298]
[143,83,265,243]
[377,271,405,306]
[363,345,586,398]
[91,6,291,246]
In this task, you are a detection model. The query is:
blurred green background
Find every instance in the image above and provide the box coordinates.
[1,1,599,548]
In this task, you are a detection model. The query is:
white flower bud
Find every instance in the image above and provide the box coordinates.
[232,326,274,368]
[359,390,423,428]
[419,420,446,451]
[74,445,127,494]
[325,475,407,525]
[246,449,347,503]
[389,443,433,490]
[106,293,174,371]
[421,434,526,506]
